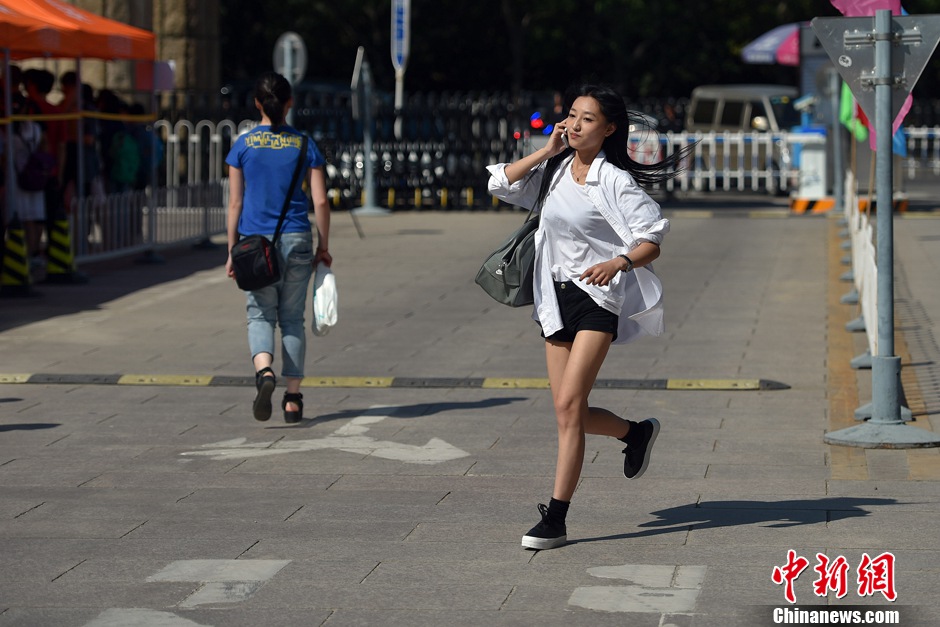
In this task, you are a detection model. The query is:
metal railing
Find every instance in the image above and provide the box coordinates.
[68,120,936,265]
[902,126,940,178]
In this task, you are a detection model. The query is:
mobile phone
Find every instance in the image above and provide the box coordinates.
[561,129,569,149]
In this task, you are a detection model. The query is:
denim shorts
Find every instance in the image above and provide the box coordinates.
[542,281,619,343]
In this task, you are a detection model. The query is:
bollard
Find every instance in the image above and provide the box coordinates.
[440,188,448,208]
[0,213,36,297]
[44,213,88,284]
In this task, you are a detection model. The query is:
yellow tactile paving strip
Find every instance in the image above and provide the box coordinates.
[826,216,940,481]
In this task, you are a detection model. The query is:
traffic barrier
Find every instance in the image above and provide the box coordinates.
[44,213,88,284]
[791,198,836,214]
[0,213,35,297]
[857,198,908,213]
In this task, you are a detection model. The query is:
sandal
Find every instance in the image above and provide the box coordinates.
[252,367,276,421]
[282,392,304,424]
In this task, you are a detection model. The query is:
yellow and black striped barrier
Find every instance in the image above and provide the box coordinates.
[857,198,909,213]
[44,214,88,284]
[790,197,836,214]
[0,214,35,297]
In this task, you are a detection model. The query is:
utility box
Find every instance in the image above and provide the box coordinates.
[796,128,828,199]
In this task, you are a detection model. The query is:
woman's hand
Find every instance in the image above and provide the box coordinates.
[226,254,235,279]
[546,123,570,158]
[579,258,623,287]
[503,123,570,184]
[315,248,332,267]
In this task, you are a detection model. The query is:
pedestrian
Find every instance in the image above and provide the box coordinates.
[22,69,64,259]
[10,93,50,266]
[225,72,331,424]
[486,84,691,550]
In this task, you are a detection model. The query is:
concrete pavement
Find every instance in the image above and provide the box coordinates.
[0,201,938,626]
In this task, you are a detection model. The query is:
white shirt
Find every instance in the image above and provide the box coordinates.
[486,151,668,344]
[541,166,625,310]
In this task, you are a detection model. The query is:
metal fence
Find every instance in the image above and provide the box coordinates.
[69,116,940,265]
[902,126,940,178]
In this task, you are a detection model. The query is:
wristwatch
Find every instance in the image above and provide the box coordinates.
[618,254,634,272]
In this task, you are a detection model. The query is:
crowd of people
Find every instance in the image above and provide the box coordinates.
[1,65,160,268]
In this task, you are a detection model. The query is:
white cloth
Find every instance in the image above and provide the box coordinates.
[541,166,626,311]
[486,151,668,344]
[11,122,46,223]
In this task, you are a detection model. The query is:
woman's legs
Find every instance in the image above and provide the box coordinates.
[252,352,274,372]
[523,330,622,549]
[243,232,313,418]
[545,331,626,501]
[545,330,623,502]
[276,232,314,413]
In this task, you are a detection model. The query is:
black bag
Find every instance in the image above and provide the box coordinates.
[474,208,539,307]
[231,234,280,291]
[17,130,56,192]
[230,135,308,291]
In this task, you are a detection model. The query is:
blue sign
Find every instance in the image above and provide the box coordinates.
[391,0,410,72]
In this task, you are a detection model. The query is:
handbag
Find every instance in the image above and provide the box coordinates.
[16,127,56,192]
[230,135,308,291]
[474,207,538,307]
[311,261,338,336]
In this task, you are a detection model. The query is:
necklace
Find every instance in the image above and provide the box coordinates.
[571,161,590,183]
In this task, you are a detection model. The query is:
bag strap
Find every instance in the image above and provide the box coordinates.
[271,134,308,245]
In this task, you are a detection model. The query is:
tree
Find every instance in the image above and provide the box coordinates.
[219,0,940,100]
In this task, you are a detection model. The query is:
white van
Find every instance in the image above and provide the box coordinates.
[684,84,801,193]
[685,84,800,133]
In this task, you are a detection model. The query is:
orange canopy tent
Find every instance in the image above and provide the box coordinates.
[2,1,157,231]
[0,4,83,58]
[0,0,155,61]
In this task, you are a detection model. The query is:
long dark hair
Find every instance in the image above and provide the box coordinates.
[535,84,693,209]
[254,71,292,131]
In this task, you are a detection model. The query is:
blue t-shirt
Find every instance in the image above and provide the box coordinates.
[225,125,325,235]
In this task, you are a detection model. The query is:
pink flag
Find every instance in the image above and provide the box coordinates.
[830,0,901,16]
[867,94,911,154]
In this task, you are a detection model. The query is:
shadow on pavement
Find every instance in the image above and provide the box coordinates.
[305,397,531,427]
[0,244,226,334]
[0,423,61,432]
[573,497,899,544]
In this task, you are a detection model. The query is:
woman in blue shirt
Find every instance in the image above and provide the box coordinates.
[225,72,331,424]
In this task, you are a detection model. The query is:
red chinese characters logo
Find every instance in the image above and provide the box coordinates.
[772,551,897,604]
[771,550,809,604]
[814,553,850,599]
[857,552,897,602]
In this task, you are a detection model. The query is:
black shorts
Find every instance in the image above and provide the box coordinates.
[542,281,619,343]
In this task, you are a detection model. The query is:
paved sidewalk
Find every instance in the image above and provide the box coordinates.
[0,205,938,626]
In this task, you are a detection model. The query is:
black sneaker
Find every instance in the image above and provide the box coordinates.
[622,418,660,479]
[521,503,567,550]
